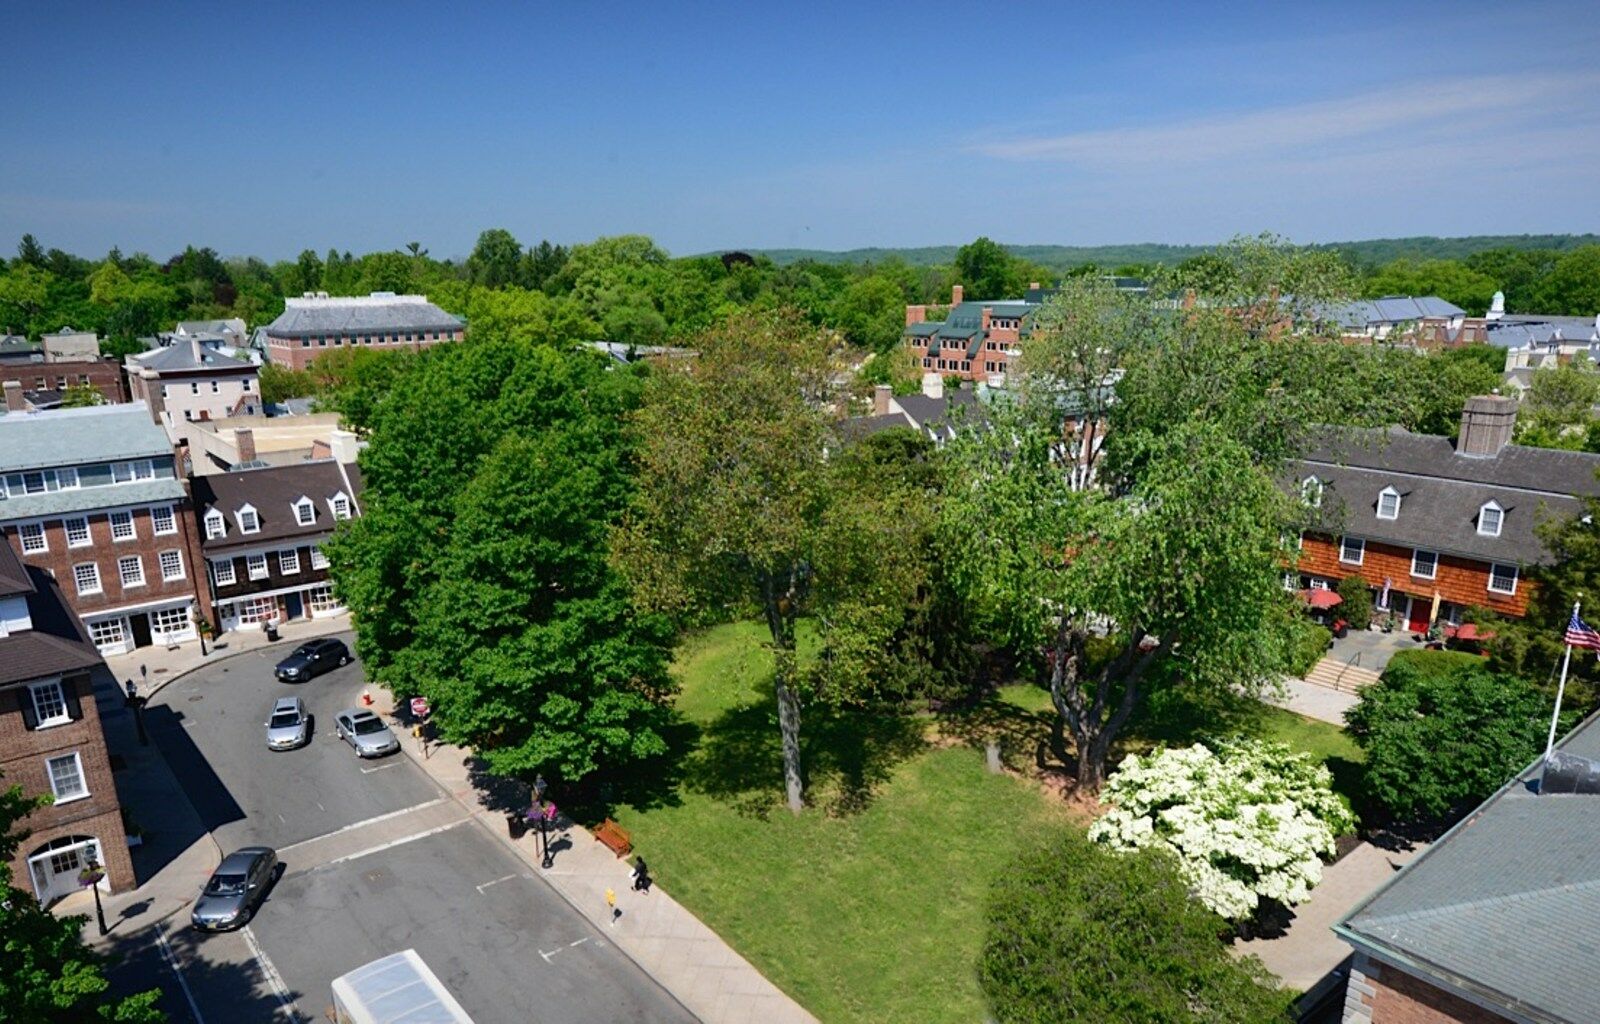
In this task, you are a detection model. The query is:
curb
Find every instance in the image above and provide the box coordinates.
[389,728,704,1024]
[129,621,354,703]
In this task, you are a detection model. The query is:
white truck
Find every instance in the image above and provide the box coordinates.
[330,950,475,1024]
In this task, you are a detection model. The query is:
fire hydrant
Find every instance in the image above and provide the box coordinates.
[361,689,373,706]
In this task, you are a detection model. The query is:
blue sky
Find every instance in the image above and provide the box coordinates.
[4,1,1598,260]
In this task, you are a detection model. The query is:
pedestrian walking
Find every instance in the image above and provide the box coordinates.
[606,886,619,925]
[631,856,652,894]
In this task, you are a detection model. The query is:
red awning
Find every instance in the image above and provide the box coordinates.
[1445,623,1496,641]
[1299,588,1343,610]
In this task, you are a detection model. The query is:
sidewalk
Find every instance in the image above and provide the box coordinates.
[371,689,819,1024]
[1235,838,1429,994]
[1266,678,1359,725]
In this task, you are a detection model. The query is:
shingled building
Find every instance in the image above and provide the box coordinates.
[261,292,465,370]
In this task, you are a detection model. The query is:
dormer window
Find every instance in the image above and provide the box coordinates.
[237,503,260,534]
[1478,501,1503,538]
[293,497,315,527]
[204,509,226,540]
[329,492,352,520]
[1301,476,1323,508]
[1376,486,1401,521]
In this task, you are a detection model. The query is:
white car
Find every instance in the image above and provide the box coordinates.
[334,708,400,758]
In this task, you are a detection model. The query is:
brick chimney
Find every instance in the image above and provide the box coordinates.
[873,384,892,416]
[905,305,926,327]
[1458,394,1517,458]
[329,429,361,465]
[951,284,964,306]
[981,306,992,332]
[233,428,257,464]
[1029,281,1040,290]
[3,380,23,412]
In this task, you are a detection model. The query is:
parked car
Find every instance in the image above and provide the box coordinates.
[335,708,400,758]
[191,847,278,931]
[275,638,351,682]
[264,696,310,751]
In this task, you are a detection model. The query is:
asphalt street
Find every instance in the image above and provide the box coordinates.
[124,633,693,1023]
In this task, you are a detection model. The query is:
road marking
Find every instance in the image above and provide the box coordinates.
[318,817,470,869]
[242,925,302,1022]
[539,937,593,963]
[359,762,399,774]
[155,924,206,1024]
[278,799,446,855]
[474,873,519,893]
[569,937,589,948]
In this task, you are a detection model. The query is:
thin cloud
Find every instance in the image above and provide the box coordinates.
[973,73,1600,167]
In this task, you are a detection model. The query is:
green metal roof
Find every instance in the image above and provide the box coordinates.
[0,404,171,473]
[0,478,186,520]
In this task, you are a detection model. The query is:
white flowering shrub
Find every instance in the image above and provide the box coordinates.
[1088,740,1355,920]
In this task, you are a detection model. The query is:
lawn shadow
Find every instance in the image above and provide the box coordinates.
[935,694,1060,775]
[682,699,929,818]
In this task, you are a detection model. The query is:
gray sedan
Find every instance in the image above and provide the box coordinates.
[264,696,310,750]
[192,846,278,931]
[334,708,400,758]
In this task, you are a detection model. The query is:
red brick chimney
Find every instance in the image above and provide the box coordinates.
[951,284,964,306]
[234,428,257,464]
[981,306,992,332]
[1029,281,1040,290]
[905,305,927,327]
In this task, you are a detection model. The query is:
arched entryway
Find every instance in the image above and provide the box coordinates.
[26,834,104,906]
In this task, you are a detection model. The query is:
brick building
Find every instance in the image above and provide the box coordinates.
[261,292,465,371]
[904,284,1038,384]
[0,403,208,655]
[1336,712,1600,1023]
[0,538,133,905]
[1291,395,1600,630]
[191,457,361,633]
[3,359,131,410]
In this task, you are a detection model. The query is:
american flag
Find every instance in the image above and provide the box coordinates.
[1565,608,1600,650]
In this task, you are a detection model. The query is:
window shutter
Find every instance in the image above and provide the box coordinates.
[20,690,39,730]
[65,678,85,721]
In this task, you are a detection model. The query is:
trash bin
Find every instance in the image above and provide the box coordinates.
[508,815,527,839]
[265,621,280,642]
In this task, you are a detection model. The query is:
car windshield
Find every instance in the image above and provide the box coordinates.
[270,712,300,728]
[206,872,246,896]
[353,717,386,736]
[292,646,315,658]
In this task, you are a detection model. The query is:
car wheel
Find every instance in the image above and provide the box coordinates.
[239,905,254,928]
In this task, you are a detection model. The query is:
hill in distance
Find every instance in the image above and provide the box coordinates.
[744,234,1600,271]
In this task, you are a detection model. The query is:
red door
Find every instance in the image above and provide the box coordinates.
[1406,594,1432,633]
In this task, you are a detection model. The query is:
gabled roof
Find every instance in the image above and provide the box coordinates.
[191,459,362,552]
[264,294,463,336]
[131,341,254,373]
[1485,314,1600,351]
[1337,712,1600,1024]
[0,558,102,687]
[0,536,33,597]
[1293,426,1600,566]
[1312,296,1466,329]
[0,402,172,472]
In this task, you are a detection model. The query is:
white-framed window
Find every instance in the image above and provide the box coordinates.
[204,509,226,539]
[159,550,185,581]
[246,553,268,580]
[237,504,260,534]
[112,460,154,483]
[87,617,126,649]
[64,516,91,547]
[56,467,79,490]
[1411,549,1438,580]
[330,492,352,520]
[1377,486,1401,521]
[310,545,329,570]
[293,497,315,526]
[1339,536,1365,565]
[212,559,236,586]
[278,548,301,574]
[109,510,136,541]
[151,605,191,637]
[73,562,101,596]
[1489,563,1518,595]
[18,521,46,554]
[46,753,87,803]
[1479,501,1504,538]
[237,595,277,624]
[118,555,145,588]
[308,584,342,613]
[28,679,69,728]
[22,471,48,494]
[151,505,177,536]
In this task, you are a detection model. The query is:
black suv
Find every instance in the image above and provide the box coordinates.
[274,638,351,682]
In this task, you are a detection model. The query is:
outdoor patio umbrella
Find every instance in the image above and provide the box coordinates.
[1298,588,1343,610]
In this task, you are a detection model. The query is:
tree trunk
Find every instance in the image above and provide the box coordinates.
[775,667,805,814]
[762,572,806,814]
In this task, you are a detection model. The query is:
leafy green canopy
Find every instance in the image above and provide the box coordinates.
[326,340,674,783]
[1345,657,1564,821]
[0,778,164,1023]
[980,827,1289,1024]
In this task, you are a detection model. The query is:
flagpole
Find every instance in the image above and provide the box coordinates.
[1547,598,1581,762]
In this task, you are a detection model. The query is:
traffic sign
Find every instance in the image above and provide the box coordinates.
[410,697,430,718]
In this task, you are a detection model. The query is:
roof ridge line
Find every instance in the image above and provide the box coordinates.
[1356,874,1600,929]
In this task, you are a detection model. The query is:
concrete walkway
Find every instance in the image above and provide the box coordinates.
[1236,839,1429,994]
[370,688,818,1024]
[1266,678,1360,725]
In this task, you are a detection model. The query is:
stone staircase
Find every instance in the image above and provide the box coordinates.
[1303,655,1383,693]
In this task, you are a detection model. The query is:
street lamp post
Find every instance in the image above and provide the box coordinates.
[78,853,108,936]
[532,774,553,869]
[123,679,147,746]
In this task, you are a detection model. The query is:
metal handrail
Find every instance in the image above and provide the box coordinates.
[1333,650,1363,690]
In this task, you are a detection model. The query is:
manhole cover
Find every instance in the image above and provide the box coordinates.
[188,695,204,702]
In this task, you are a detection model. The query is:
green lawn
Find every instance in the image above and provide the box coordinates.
[614,623,1065,1024]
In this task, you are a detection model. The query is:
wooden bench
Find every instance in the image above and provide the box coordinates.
[594,818,633,858]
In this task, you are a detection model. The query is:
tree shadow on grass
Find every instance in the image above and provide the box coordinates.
[681,699,928,819]
[935,694,1059,775]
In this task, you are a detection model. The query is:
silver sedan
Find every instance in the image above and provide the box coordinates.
[334,707,400,758]
[264,696,310,751]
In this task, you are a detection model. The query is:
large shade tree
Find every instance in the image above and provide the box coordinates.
[614,310,930,812]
